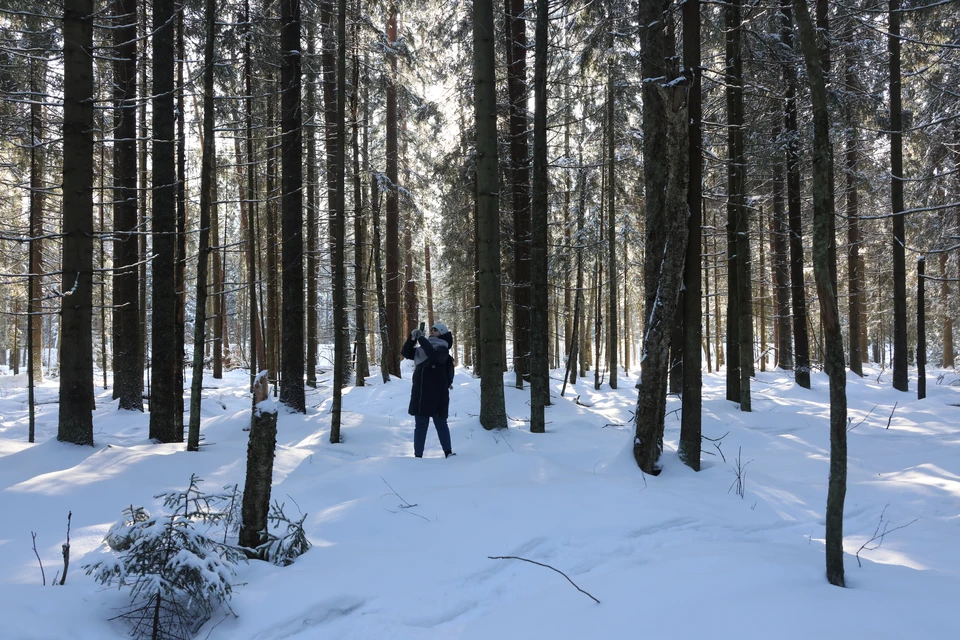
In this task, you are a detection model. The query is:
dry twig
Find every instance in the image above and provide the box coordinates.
[856,505,919,567]
[885,402,899,430]
[488,555,600,604]
[31,531,45,586]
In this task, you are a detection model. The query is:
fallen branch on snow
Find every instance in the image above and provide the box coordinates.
[488,555,600,604]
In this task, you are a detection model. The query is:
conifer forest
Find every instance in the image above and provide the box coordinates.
[0,0,958,594]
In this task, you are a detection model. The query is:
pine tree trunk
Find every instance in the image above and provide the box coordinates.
[606,59,618,391]
[212,160,224,378]
[148,0,183,443]
[771,126,793,370]
[279,0,305,412]
[529,0,550,433]
[782,0,810,389]
[305,12,319,388]
[372,173,391,383]
[175,7,187,426]
[634,0,689,474]
[28,50,45,387]
[138,0,149,389]
[474,0,507,430]
[265,76,279,388]
[942,253,953,368]
[794,0,846,587]
[385,6,401,376]
[188,0,218,451]
[844,34,863,377]
[353,36,370,383]
[59,5,94,445]
[890,0,908,392]
[918,257,926,400]
[679,0,702,471]
[505,0,530,389]
[330,0,348,441]
[731,0,752,410]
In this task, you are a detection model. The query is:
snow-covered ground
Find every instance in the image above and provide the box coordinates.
[1,360,958,639]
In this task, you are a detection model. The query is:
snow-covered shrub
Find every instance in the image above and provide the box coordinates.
[84,475,245,640]
[258,501,311,566]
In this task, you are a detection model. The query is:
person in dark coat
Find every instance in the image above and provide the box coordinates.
[401,321,456,458]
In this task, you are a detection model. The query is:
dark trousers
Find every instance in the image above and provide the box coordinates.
[414,414,452,457]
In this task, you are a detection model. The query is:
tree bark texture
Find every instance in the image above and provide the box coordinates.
[385,5,401,376]
[727,0,752,411]
[280,0,305,413]
[529,0,550,433]
[607,59,618,391]
[60,0,96,446]
[353,41,370,383]
[918,257,926,400]
[505,0,530,389]
[239,395,278,555]
[28,44,45,386]
[474,0,507,430]
[306,12,319,388]
[794,0,847,587]
[330,0,348,442]
[148,0,183,443]
[771,126,793,370]
[843,25,863,377]
[890,0,909,392]
[782,0,810,389]
[188,0,217,452]
[679,0,702,470]
[634,0,689,475]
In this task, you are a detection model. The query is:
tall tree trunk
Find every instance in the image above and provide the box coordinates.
[942,253,953,368]
[772,126,793,370]
[148,0,183,443]
[474,0,507,430]
[817,0,838,295]
[782,0,810,389]
[917,257,926,400]
[28,24,48,442]
[563,89,573,357]
[188,0,218,451]
[844,22,863,376]
[353,35,370,383]
[28,47,45,387]
[279,0,305,412]
[306,12,319,388]
[330,0,348,441]
[794,0,847,587]
[243,0,262,392]
[634,0,689,475]
[529,0,549,433]
[607,59,618,391]
[138,0,149,390]
[679,0,702,470]
[265,77,279,388]
[212,151,224,378]
[175,6,187,427]
[889,0,908,392]
[727,0,751,411]
[385,5,401,376]
[505,0,530,389]
[372,174,391,382]
[424,242,435,329]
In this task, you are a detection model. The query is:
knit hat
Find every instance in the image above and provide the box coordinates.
[432,322,449,335]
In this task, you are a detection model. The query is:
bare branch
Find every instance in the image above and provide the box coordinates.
[488,555,600,604]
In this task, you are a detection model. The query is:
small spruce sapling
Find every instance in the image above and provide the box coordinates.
[84,475,245,640]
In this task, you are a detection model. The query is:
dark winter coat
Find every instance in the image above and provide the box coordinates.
[401,332,455,418]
